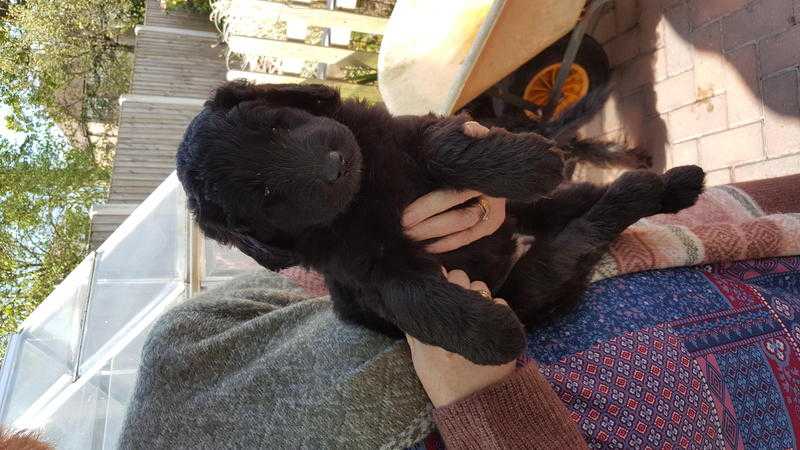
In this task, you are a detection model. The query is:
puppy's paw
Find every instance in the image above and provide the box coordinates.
[459,300,526,365]
[600,170,666,221]
[659,165,705,214]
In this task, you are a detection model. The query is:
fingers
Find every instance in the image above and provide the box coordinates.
[402,189,481,228]
[493,298,509,307]
[469,280,507,307]
[462,121,492,138]
[443,269,511,309]
[418,196,506,253]
[469,280,490,294]
[425,220,489,253]
[425,196,505,253]
[445,269,470,289]
[405,199,484,241]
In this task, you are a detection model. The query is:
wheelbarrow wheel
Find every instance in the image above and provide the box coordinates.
[510,33,610,119]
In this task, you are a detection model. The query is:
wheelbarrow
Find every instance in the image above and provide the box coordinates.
[378,0,612,122]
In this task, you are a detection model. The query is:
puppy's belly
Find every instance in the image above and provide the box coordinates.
[435,222,517,291]
[512,234,535,263]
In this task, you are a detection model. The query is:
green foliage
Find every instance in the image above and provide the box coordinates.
[343,64,377,85]
[343,32,381,85]
[350,31,382,52]
[0,108,109,336]
[165,0,211,15]
[0,0,142,146]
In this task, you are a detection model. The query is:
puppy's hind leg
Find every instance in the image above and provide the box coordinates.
[500,176,653,324]
[510,182,608,235]
[501,166,705,326]
[499,213,615,327]
[579,165,705,232]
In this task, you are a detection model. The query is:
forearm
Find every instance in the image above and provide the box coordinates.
[433,360,587,450]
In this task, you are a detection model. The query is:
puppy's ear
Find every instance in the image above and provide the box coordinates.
[209,80,341,116]
[193,200,300,271]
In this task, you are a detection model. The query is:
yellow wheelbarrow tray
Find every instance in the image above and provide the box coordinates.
[378,0,612,119]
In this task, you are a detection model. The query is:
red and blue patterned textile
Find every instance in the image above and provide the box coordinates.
[409,256,800,449]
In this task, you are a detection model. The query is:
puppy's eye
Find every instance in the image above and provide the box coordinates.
[271,127,278,133]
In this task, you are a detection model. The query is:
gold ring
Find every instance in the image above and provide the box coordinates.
[477,197,490,222]
[477,289,492,300]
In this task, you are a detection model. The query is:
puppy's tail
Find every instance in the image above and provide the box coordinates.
[543,84,653,171]
[480,83,653,172]
[559,138,653,170]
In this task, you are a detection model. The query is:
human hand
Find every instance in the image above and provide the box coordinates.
[402,122,506,254]
[406,268,518,407]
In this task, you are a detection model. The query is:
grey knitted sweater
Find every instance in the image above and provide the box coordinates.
[118,269,434,449]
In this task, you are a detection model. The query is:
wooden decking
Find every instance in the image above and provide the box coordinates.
[90,0,226,249]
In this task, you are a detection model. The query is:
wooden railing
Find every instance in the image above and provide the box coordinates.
[211,0,388,102]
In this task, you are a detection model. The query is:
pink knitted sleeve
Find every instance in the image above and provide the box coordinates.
[433,361,587,450]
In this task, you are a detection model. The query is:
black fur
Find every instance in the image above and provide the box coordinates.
[177,81,705,365]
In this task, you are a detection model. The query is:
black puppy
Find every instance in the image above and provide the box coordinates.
[177,81,704,365]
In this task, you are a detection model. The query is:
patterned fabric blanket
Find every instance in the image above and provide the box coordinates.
[592,185,800,282]
[412,256,800,449]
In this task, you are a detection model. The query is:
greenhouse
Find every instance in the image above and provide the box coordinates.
[0,174,259,447]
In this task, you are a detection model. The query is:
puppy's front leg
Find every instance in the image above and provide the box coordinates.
[421,118,565,201]
[368,257,526,365]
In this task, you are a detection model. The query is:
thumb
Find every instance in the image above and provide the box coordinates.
[463,121,491,138]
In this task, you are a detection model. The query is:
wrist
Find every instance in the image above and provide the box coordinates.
[429,360,517,408]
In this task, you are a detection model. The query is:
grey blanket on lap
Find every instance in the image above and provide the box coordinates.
[118,269,433,449]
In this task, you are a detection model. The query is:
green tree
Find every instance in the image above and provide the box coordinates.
[0,0,143,341]
[0,108,109,337]
[0,0,143,155]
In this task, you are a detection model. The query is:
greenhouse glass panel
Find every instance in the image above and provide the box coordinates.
[0,174,191,448]
[78,175,187,373]
[0,255,93,424]
[31,287,184,450]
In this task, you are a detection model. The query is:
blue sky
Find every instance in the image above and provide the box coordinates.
[0,103,24,146]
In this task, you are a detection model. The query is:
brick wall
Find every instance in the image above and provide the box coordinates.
[581,0,800,185]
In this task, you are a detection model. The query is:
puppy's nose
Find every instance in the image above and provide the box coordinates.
[322,151,344,182]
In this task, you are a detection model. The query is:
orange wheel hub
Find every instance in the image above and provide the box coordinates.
[522,63,590,119]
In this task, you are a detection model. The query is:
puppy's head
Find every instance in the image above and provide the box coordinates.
[177,81,363,270]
